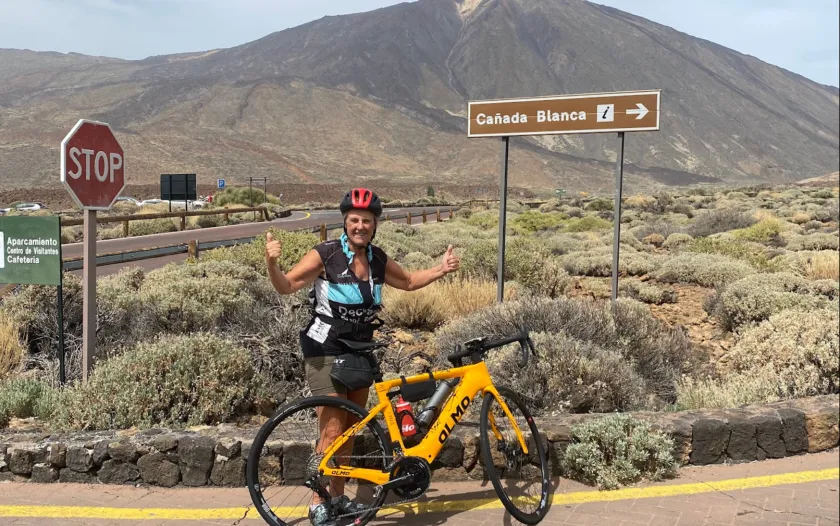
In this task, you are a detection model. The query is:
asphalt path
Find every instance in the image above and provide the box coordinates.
[64,207,454,277]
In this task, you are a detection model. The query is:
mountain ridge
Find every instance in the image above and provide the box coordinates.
[0,0,836,194]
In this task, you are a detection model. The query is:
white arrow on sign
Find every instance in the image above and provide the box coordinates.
[626,103,649,120]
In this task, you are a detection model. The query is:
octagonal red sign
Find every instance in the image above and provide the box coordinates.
[60,119,126,210]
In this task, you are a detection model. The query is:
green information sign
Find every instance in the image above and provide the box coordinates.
[0,216,62,286]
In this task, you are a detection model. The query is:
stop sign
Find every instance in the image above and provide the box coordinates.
[60,119,126,210]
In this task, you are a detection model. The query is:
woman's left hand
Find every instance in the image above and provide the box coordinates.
[440,245,461,274]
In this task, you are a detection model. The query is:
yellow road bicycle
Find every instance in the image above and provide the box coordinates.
[246,330,551,525]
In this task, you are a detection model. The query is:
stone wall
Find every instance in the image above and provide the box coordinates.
[0,395,836,486]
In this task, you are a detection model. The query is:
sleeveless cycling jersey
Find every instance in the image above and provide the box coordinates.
[300,234,388,358]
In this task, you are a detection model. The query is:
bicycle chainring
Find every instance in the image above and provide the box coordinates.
[389,457,431,499]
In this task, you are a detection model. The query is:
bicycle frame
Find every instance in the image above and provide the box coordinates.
[318,360,529,485]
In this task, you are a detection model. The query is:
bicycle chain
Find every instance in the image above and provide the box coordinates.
[322,453,424,521]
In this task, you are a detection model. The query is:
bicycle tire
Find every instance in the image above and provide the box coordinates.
[246,395,393,526]
[480,386,551,524]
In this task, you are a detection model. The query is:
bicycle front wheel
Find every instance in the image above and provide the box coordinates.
[480,386,551,524]
[246,396,392,526]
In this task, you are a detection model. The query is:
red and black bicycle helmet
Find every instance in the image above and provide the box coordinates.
[340,187,383,217]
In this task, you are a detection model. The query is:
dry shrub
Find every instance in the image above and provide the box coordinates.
[0,312,25,379]
[712,272,838,330]
[792,212,811,224]
[625,195,655,209]
[561,246,661,277]
[655,253,755,287]
[620,280,677,305]
[643,233,665,247]
[731,217,784,243]
[201,227,318,275]
[52,333,272,430]
[784,233,840,251]
[0,378,58,427]
[129,217,178,237]
[728,308,839,397]
[662,233,694,249]
[675,371,782,410]
[804,251,840,281]
[435,297,696,410]
[688,209,756,237]
[382,278,514,330]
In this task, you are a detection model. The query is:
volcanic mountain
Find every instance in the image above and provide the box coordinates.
[0,0,837,195]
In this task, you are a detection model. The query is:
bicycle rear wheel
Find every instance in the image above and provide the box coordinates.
[480,386,551,524]
[246,396,392,526]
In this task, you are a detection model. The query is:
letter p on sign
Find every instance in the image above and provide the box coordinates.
[61,119,126,210]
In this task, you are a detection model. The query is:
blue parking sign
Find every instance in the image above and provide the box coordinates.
[217,179,225,190]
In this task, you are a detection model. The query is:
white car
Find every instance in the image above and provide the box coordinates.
[12,202,47,212]
[115,197,140,205]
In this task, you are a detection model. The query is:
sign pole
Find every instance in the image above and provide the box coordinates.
[57,229,66,386]
[497,136,510,303]
[81,209,96,381]
[610,132,626,304]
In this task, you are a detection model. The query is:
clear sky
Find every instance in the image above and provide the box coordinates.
[0,0,837,87]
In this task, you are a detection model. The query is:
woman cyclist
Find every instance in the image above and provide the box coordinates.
[264,188,460,526]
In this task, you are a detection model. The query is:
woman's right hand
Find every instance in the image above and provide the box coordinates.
[265,232,282,265]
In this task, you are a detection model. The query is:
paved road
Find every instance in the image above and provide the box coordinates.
[62,207,454,277]
[0,451,836,525]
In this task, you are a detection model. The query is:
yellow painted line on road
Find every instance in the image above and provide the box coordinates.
[0,468,836,520]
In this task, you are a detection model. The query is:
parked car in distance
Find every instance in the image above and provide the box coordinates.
[12,202,48,211]
[115,196,140,205]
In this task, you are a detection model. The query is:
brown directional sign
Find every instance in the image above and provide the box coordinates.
[468,90,660,137]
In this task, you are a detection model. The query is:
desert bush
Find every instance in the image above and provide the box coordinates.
[655,253,755,287]
[728,309,839,397]
[538,198,562,213]
[561,414,678,490]
[400,251,435,270]
[663,233,693,249]
[561,246,661,277]
[129,218,178,237]
[0,312,25,379]
[138,260,275,334]
[0,378,58,427]
[201,228,318,274]
[811,189,835,199]
[688,209,757,237]
[61,226,82,244]
[565,207,584,218]
[686,237,785,271]
[465,210,499,230]
[435,297,696,407]
[620,280,677,305]
[1,276,84,377]
[792,212,811,224]
[563,216,612,232]
[785,251,840,281]
[712,272,838,330]
[666,202,694,218]
[643,233,665,247]
[730,217,784,243]
[629,219,687,240]
[784,233,839,251]
[192,214,221,229]
[382,278,514,331]
[625,195,655,210]
[675,371,782,410]
[485,331,646,414]
[213,187,281,207]
[52,333,272,430]
[455,207,473,220]
[510,211,566,234]
[584,198,613,212]
[802,220,825,233]
[541,232,605,255]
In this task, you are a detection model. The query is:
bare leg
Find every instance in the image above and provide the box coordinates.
[328,387,370,499]
[312,393,346,506]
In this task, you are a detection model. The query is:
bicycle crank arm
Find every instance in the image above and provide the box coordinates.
[372,475,414,498]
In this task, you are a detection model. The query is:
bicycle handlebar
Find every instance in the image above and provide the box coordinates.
[447,329,536,368]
